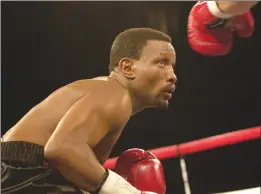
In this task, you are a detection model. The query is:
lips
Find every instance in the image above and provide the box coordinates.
[162,85,175,100]
[163,85,176,94]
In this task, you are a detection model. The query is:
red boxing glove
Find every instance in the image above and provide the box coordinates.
[95,169,158,194]
[231,12,254,38]
[187,1,255,56]
[114,148,166,194]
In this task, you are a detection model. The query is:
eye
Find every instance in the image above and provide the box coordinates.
[159,59,167,67]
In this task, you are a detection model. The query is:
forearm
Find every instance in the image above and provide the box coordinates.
[216,1,258,16]
[45,144,106,192]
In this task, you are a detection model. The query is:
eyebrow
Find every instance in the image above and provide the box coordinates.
[157,55,176,67]
[159,52,168,56]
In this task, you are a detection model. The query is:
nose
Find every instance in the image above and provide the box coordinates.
[166,68,177,84]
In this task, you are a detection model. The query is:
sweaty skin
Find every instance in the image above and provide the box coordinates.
[2,77,131,191]
[3,77,130,161]
[2,40,177,192]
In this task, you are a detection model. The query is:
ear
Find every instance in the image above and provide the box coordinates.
[118,57,136,80]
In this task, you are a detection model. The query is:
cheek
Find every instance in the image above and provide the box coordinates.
[137,65,163,89]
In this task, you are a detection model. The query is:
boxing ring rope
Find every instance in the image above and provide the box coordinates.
[103,126,261,169]
[104,126,260,194]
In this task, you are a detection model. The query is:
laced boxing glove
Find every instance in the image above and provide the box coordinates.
[114,148,166,194]
[81,149,162,194]
[187,1,254,56]
[95,169,157,194]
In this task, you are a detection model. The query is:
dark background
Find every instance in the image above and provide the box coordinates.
[2,2,260,194]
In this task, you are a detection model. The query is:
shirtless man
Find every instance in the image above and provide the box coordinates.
[3,2,257,193]
[1,28,176,194]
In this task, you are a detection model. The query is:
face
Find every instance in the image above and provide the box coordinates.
[131,40,177,109]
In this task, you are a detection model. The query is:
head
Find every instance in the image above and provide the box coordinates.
[109,28,177,109]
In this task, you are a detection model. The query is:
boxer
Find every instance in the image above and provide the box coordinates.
[1,28,177,193]
[188,1,257,56]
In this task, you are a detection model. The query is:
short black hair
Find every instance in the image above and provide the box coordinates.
[109,28,172,73]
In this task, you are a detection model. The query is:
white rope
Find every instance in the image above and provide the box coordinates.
[180,157,191,194]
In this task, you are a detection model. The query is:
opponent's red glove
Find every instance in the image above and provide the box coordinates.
[188,1,255,56]
[114,148,166,194]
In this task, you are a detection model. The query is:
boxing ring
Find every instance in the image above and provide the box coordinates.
[104,126,261,194]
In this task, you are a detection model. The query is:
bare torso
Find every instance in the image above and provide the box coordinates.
[2,77,132,163]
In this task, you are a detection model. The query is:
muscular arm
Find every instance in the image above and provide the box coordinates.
[216,1,258,16]
[44,94,119,192]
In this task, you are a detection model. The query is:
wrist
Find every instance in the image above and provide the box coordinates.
[207,1,233,19]
[98,169,140,194]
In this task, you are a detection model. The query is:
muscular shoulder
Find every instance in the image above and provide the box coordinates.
[81,85,130,130]
[69,79,131,128]
[41,78,110,105]
[40,78,130,128]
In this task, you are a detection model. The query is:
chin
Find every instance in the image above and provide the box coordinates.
[155,100,169,110]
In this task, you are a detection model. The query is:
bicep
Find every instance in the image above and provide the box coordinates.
[94,130,122,165]
[48,96,110,148]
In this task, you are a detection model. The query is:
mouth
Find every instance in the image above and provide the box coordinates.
[164,85,176,93]
[162,85,175,100]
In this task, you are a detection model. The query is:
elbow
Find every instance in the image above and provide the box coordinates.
[44,141,72,162]
[44,144,61,162]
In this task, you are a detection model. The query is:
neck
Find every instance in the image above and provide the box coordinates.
[109,71,146,115]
